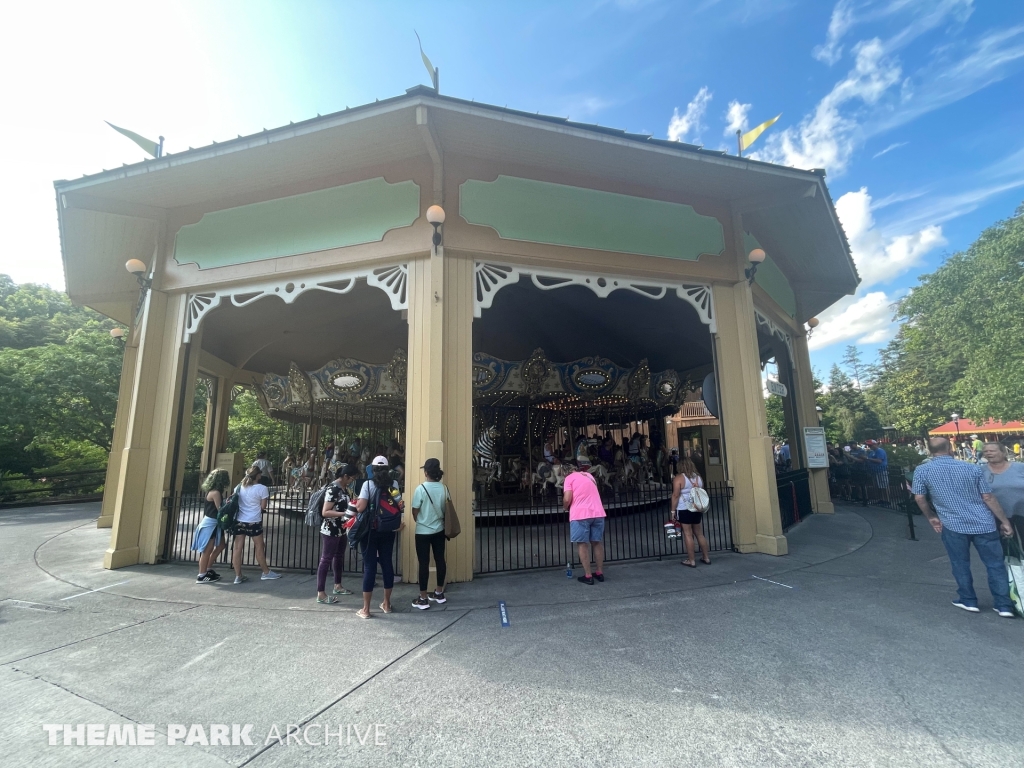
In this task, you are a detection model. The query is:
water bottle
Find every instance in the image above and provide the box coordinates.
[566,562,573,579]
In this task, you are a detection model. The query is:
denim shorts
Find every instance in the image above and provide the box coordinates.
[570,517,606,543]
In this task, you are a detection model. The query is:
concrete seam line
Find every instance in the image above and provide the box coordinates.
[0,605,200,666]
[237,610,470,766]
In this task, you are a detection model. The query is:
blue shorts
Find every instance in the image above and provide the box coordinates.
[570,517,605,543]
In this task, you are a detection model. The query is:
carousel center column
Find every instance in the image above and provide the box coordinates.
[404,246,475,582]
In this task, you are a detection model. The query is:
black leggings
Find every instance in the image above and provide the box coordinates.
[415,531,447,592]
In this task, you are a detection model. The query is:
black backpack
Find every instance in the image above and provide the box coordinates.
[216,486,241,533]
[348,484,378,549]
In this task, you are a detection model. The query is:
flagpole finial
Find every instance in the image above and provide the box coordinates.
[736,129,742,158]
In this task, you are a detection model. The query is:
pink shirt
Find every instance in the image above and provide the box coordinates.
[564,471,606,521]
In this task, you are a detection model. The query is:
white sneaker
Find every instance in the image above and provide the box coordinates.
[261,570,282,580]
[233,575,248,585]
[952,601,979,613]
[993,608,1015,618]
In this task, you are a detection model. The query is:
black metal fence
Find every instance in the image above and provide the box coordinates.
[164,484,401,576]
[0,468,107,507]
[829,465,919,538]
[776,469,813,530]
[474,481,734,574]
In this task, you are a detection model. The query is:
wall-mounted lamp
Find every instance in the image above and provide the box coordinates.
[426,205,446,253]
[806,316,820,338]
[109,327,125,341]
[815,404,823,425]
[745,248,766,285]
[125,259,152,290]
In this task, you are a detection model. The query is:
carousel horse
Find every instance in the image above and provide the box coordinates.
[532,461,556,496]
[551,461,572,492]
[587,463,614,492]
[473,426,500,470]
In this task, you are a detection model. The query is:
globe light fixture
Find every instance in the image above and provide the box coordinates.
[745,248,766,285]
[109,327,125,340]
[426,204,446,252]
[125,258,147,276]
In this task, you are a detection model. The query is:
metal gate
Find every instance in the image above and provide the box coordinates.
[474,482,734,574]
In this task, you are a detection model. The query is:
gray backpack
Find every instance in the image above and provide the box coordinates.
[304,485,329,527]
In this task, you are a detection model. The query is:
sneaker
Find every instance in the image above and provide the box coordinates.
[577,575,594,585]
[593,572,605,583]
[412,597,431,610]
[261,570,282,580]
[207,569,221,580]
[428,591,447,604]
[993,608,1015,618]
[952,601,979,613]
[196,572,219,584]
[233,575,248,585]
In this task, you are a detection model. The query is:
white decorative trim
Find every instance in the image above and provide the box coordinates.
[473,261,715,331]
[754,309,794,363]
[183,263,408,341]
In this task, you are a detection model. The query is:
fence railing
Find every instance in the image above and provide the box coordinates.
[473,481,734,574]
[0,469,107,506]
[163,484,401,576]
[829,465,919,538]
[776,469,813,531]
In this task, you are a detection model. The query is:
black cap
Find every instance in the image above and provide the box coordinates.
[421,458,441,473]
[335,463,357,479]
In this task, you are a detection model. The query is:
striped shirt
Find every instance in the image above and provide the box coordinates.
[911,456,995,534]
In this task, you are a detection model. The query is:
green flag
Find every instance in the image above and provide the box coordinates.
[105,121,160,157]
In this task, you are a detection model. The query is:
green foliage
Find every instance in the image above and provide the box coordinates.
[225,390,292,467]
[872,202,1024,428]
[764,394,787,443]
[0,276,122,475]
[819,364,883,444]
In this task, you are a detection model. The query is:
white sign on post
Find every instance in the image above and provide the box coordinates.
[766,379,788,397]
[804,427,829,468]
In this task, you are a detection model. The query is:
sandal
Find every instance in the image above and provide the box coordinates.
[316,595,339,604]
[682,560,697,568]
[701,557,712,565]
[333,587,353,595]
[356,609,372,619]
[379,602,393,614]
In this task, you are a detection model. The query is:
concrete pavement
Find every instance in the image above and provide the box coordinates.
[0,501,1020,767]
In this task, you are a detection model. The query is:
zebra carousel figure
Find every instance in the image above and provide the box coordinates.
[473,424,502,496]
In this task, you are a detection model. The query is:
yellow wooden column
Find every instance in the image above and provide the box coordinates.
[403,248,475,583]
[104,289,192,568]
[712,262,787,554]
[792,332,834,514]
[97,337,138,529]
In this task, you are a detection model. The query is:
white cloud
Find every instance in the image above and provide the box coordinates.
[813,0,854,65]
[872,141,907,158]
[755,39,900,173]
[724,100,751,136]
[835,187,945,287]
[808,291,897,350]
[667,86,712,143]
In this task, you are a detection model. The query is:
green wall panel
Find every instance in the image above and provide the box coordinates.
[744,231,796,318]
[174,177,420,269]
[460,175,724,261]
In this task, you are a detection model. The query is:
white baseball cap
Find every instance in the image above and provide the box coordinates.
[371,455,389,467]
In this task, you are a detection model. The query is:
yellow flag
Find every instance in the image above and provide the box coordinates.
[740,114,781,152]
[105,121,159,157]
[414,30,435,86]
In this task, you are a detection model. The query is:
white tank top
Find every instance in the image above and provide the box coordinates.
[676,475,702,510]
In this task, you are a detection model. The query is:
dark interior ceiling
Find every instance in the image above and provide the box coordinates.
[200,279,714,380]
[473,282,712,373]
[200,282,407,375]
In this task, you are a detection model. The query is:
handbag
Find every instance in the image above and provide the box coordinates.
[443,484,461,539]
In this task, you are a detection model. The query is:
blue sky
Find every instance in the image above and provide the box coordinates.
[2,0,1022,377]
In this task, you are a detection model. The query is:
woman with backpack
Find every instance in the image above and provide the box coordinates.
[351,456,404,618]
[191,469,230,583]
[670,457,711,568]
[316,463,359,603]
[231,464,281,584]
[410,458,449,610]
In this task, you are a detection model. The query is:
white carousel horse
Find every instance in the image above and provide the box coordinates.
[587,463,614,492]
[551,462,572,492]
[532,461,556,495]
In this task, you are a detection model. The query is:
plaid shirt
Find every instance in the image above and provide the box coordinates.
[911,455,995,534]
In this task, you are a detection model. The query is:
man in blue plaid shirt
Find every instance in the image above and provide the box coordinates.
[912,437,1014,617]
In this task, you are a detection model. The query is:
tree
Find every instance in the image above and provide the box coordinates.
[764,394,787,443]
[841,345,867,390]
[225,390,293,467]
[0,276,122,474]
[870,202,1024,428]
[820,364,883,444]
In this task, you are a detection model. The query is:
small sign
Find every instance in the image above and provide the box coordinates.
[766,379,788,397]
[498,600,510,628]
[804,427,829,468]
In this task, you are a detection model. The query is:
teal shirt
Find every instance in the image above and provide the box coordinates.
[411,482,446,535]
